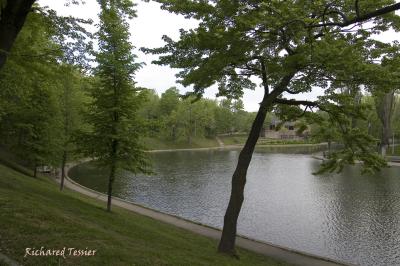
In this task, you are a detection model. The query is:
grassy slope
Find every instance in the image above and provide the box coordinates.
[143,137,220,150]
[143,135,318,150]
[219,135,317,146]
[0,164,288,266]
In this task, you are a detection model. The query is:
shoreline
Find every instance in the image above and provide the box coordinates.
[61,159,350,266]
[146,142,328,153]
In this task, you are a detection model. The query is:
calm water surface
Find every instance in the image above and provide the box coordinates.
[69,148,400,266]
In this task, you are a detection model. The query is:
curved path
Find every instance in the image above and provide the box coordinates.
[57,162,351,266]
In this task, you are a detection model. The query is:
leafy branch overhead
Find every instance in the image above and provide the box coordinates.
[144,0,400,175]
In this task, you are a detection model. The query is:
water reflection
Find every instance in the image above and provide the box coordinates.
[69,148,400,266]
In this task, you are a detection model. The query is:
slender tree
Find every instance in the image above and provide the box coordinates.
[145,0,400,255]
[78,0,148,212]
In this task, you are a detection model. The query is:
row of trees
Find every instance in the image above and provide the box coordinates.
[0,8,89,178]
[140,87,254,143]
[312,93,400,154]
[0,1,254,213]
[0,0,147,212]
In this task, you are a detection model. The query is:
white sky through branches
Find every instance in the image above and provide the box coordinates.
[38,0,400,112]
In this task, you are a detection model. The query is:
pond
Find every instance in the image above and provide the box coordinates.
[69,147,400,266]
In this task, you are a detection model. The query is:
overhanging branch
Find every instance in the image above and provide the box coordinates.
[274,98,318,107]
[309,2,400,28]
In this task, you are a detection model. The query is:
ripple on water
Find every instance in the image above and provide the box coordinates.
[69,150,400,266]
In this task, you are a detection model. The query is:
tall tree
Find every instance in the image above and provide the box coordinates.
[145,0,400,255]
[372,56,400,155]
[78,0,148,212]
[159,87,180,116]
[58,66,88,190]
[375,90,396,155]
[0,8,64,176]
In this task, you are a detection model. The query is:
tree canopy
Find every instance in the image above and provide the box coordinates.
[144,0,400,255]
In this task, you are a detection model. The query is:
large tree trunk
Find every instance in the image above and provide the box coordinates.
[0,0,36,70]
[60,150,67,191]
[218,94,269,255]
[218,69,295,255]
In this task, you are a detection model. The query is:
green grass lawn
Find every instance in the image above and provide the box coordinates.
[0,164,289,266]
[219,134,249,145]
[143,137,220,150]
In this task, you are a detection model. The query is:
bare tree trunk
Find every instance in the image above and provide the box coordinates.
[60,150,67,191]
[106,165,115,212]
[0,0,36,70]
[107,140,118,212]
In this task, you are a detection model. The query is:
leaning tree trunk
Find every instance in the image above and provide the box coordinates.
[218,69,295,255]
[217,95,269,254]
[0,0,36,70]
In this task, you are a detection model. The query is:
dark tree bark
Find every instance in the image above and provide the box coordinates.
[60,150,67,191]
[0,0,36,70]
[107,139,118,212]
[309,2,400,28]
[218,71,295,255]
[217,3,400,255]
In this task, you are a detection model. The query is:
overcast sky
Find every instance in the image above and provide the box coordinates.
[38,0,399,111]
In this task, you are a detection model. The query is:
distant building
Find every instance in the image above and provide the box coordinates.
[262,120,309,140]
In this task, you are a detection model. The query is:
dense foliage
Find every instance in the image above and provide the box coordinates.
[0,9,88,177]
[139,87,255,142]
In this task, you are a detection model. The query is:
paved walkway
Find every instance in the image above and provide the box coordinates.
[57,163,350,266]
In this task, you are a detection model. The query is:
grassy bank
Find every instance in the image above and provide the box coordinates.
[143,137,220,150]
[143,135,321,150]
[219,134,317,146]
[0,164,288,266]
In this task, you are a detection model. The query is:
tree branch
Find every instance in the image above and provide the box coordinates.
[309,2,400,28]
[274,98,318,107]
